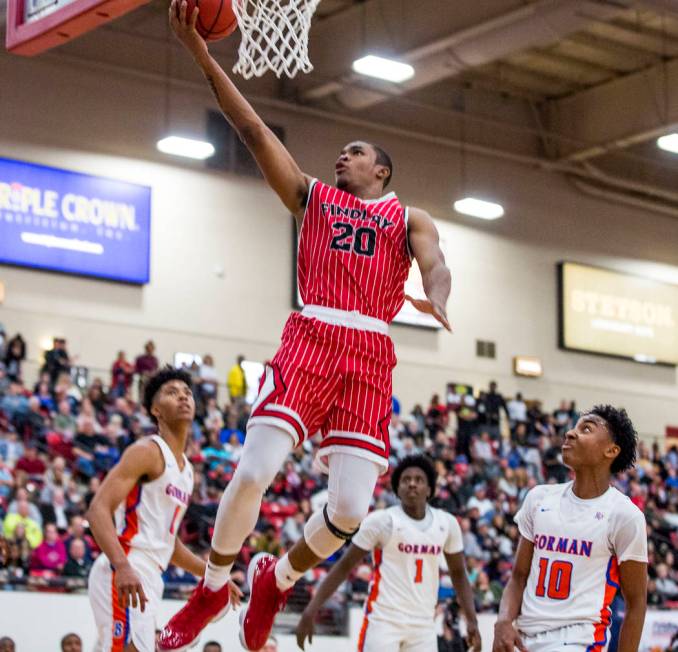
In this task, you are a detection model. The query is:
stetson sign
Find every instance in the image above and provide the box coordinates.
[558,262,678,366]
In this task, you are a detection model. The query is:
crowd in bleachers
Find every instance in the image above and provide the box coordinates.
[1,328,678,623]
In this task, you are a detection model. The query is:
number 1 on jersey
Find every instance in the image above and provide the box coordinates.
[169,505,181,535]
[414,558,424,584]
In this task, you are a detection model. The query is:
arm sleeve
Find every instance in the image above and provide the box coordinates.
[611,510,648,564]
[514,487,539,542]
[352,510,392,552]
[443,513,464,554]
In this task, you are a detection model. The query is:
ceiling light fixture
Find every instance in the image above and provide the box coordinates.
[157,136,215,160]
[657,133,678,154]
[454,197,505,220]
[352,55,414,83]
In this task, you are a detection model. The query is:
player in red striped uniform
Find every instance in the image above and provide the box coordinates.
[493,406,648,652]
[86,368,240,652]
[160,4,452,651]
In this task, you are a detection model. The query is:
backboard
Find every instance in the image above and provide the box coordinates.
[6,0,150,55]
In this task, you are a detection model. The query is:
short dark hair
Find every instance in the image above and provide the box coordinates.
[588,405,637,474]
[143,366,193,424]
[202,642,222,652]
[371,143,393,188]
[61,633,81,650]
[391,455,437,500]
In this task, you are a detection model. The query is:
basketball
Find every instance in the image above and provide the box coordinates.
[184,0,237,42]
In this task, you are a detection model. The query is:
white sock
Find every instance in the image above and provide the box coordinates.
[204,560,233,592]
[274,554,303,591]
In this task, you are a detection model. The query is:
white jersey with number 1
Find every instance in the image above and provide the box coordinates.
[352,505,463,627]
[514,482,647,650]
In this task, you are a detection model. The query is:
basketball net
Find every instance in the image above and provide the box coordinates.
[231,0,321,79]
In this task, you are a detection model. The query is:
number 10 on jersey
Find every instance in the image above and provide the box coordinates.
[536,558,572,600]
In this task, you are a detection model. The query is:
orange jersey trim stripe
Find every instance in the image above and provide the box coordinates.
[587,556,620,651]
[111,569,129,651]
[118,483,142,554]
[357,548,383,652]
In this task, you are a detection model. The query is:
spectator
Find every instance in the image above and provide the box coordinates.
[0,458,14,501]
[61,633,82,652]
[30,522,66,572]
[64,515,96,561]
[226,355,247,403]
[0,381,29,423]
[14,444,46,477]
[53,399,78,440]
[23,396,48,441]
[41,457,72,503]
[199,354,219,402]
[3,499,43,548]
[483,381,507,439]
[506,392,527,426]
[3,334,26,383]
[110,351,134,398]
[72,418,110,478]
[471,431,494,465]
[134,340,159,393]
[252,524,282,557]
[467,485,494,520]
[63,538,91,578]
[40,486,71,531]
[655,563,678,601]
[7,488,43,527]
[35,379,56,412]
[0,432,24,468]
[42,337,72,385]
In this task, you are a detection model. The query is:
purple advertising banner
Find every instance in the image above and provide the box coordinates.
[0,156,151,284]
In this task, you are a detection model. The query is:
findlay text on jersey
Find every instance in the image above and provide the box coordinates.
[320,202,395,230]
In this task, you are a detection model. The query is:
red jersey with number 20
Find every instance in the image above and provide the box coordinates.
[298,179,411,324]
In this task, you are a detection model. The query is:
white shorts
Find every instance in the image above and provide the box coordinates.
[357,615,436,652]
[520,622,605,652]
[88,550,164,652]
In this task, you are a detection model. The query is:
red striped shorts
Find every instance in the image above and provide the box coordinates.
[248,312,396,473]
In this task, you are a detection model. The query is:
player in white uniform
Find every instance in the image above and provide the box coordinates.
[296,455,481,652]
[86,368,240,652]
[493,405,648,652]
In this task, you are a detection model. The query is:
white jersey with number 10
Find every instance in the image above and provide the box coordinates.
[515,482,647,647]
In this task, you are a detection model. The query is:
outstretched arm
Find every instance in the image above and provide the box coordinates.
[406,207,451,330]
[170,0,310,219]
[617,561,647,652]
[445,552,481,651]
[295,543,368,650]
[493,536,533,652]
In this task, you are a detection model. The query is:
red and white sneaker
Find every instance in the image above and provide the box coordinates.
[157,579,232,651]
[239,553,291,651]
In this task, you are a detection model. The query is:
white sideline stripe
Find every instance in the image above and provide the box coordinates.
[21,231,104,255]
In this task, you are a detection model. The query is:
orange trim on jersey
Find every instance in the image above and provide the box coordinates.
[357,548,383,652]
[587,556,620,651]
[118,483,142,554]
[111,569,129,651]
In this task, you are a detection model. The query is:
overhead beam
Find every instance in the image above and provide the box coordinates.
[303,0,629,110]
[549,56,678,161]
